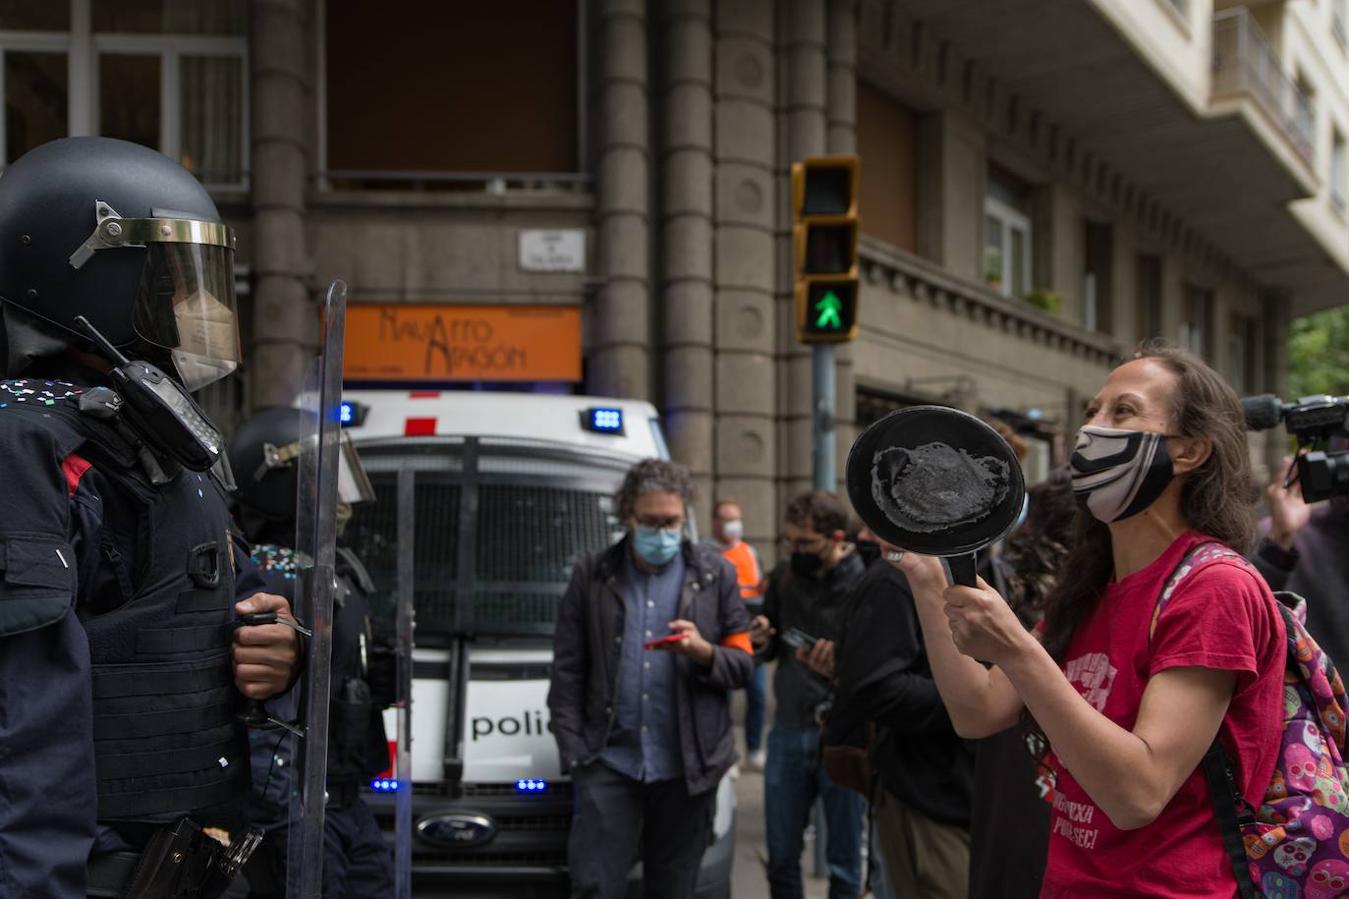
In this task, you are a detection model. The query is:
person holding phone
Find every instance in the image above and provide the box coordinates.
[752,489,868,899]
[547,459,754,899]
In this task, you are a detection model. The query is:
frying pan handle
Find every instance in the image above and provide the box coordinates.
[947,553,979,588]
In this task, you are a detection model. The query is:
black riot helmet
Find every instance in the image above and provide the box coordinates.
[229,406,376,541]
[0,137,241,390]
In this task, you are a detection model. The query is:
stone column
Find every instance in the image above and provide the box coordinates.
[250,0,313,408]
[714,0,778,551]
[826,0,858,488]
[590,0,653,400]
[660,0,715,519]
[776,0,828,508]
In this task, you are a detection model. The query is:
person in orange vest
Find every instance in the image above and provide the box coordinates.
[709,499,768,769]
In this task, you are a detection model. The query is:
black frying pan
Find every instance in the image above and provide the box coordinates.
[846,406,1026,587]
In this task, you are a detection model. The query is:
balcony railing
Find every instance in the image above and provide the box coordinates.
[314,170,592,193]
[1212,7,1316,166]
[859,236,1121,368]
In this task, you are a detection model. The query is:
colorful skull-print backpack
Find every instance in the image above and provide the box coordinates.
[1152,543,1349,899]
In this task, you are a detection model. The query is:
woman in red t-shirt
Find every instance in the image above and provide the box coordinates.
[892,344,1285,898]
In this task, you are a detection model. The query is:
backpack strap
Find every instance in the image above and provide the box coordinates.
[1200,743,1259,899]
[1148,541,1242,644]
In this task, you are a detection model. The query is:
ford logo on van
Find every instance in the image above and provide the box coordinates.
[417,813,498,849]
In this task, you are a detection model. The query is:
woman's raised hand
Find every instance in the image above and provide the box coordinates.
[941,577,1030,666]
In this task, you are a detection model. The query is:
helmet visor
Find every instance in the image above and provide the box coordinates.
[132,242,241,391]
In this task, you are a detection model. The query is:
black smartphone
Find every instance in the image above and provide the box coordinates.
[781,627,818,652]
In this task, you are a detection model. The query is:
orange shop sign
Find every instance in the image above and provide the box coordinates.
[344,304,582,383]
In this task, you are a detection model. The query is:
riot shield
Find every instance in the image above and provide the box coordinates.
[394,464,415,899]
[287,280,348,898]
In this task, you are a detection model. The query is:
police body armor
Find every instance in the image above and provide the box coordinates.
[0,380,246,822]
[251,543,388,793]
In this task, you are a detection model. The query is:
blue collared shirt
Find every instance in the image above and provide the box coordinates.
[600,550,686,783]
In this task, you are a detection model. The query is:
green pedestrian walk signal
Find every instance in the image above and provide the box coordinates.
[792,155,860,343]
[814,290,843,330]
[799,280,858,341]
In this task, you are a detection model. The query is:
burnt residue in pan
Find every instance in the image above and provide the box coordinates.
[870,442,1010,533]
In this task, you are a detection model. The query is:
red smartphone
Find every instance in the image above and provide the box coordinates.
[643,633,686,650]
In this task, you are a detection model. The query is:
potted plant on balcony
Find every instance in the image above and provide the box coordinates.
[1025,289,1062,315]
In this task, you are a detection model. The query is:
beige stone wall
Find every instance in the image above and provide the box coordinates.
[239,0,1309,550]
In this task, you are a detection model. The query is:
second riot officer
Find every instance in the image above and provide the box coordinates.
[229,406,396,898]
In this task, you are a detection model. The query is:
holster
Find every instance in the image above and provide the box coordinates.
[86,818,263,899]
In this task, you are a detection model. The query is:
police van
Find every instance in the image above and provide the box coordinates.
[338,390,736,898]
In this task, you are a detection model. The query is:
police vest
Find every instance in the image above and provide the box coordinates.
[0,381,246,821]
[722,540,763,601]
[251,543,387,784]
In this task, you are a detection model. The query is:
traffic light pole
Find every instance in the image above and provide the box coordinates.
[812,343,835,491]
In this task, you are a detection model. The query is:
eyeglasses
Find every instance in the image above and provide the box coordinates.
[636,515,684,530]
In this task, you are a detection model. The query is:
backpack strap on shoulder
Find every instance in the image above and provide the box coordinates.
[1149,541,1241,644]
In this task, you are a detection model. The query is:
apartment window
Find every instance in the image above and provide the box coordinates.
[0,0,249,188]
[324,0,580,186]
[1332,127,1346,214]
[1180,284,1215,358]
[1295,69,1318,164]
[856,387,927,430]
[1227,313,1258,394]
[985,168,1034,299]
[1084,221,1114,334]
[1136,254,1164,342]
[857,80,918,253]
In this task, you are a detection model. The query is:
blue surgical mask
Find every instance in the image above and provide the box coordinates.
[633,525,682,567]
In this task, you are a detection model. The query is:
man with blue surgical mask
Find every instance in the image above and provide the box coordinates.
[548,458,754,898]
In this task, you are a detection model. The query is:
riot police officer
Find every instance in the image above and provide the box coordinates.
[0,137,302,898]
[228,407,395,898]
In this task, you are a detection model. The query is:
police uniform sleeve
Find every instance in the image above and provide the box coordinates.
[0,424,98,896]
[0,421,81,635]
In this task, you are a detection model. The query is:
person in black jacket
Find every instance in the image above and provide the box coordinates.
[966,469,1073,899]
[752,489,868,899]
[1250,454,1349,673]
[811,526,973,898]
[547,458,753,899]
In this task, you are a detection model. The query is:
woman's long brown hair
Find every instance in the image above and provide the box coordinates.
[1038,341,1257,663]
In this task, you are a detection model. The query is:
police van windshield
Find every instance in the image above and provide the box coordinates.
[344,438,631,643]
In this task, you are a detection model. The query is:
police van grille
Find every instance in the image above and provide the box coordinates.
[471,484,615,629]
[345,475,461,621]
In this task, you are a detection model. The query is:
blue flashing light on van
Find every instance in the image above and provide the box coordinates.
[515,778,549,793]
[582,407,624,435]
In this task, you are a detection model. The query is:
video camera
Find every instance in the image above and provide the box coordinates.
[1243,393,1349,503]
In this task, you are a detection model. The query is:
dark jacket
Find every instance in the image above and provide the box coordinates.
[1252,505,1349,673]
[760,551,867,727]
[547,536,754,796]
[826,560,973,827]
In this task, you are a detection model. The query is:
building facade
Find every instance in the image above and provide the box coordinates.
[2,0,1347,551]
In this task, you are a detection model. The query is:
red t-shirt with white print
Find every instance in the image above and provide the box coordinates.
[1040,531,1285,898]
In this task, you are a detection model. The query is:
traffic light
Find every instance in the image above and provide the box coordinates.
[792,155,860,343]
